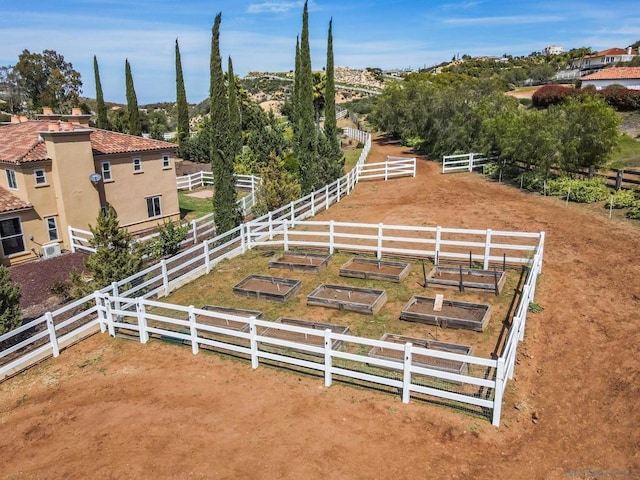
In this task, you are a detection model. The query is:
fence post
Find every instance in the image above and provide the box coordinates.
[161,259,169,297]
[94,291,106,333]
[191,219,198,245]
[249,316,259,369]
[537,231,545,274]
[202,241,211,274]
[435,226,442,265]
[311,191,316,216]
[329,220,335,254]
[615,169,624,191]
[346,171,351,195]
[377,223,383,260]
[325,184,330,211]
[45,312,60,358]
[105,292,116,337]
[483,229,492,270]
[268,212,274,240]
[324,329,333,387]
[242,196,247,217]
[137,300,148,344]
[283,221,289,252]
[290,201,295,227]
[188,305,199,355]
[402,342,412,403]
[111,282,120,317]
[240,223,246,253]
[492,357,506,427]
[469,153,474,172]
[68,225,76,253]
[385,161,389,181]
[337,177,341,202]
[246,222,252,250]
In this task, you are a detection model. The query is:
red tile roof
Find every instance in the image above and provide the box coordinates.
[585,48,631,59]
[581,67,640,81]
[0,120,177,165]
[0,186,32,213]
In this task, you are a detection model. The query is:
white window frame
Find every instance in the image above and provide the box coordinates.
[45,216,59,242]
[132,157,142,172]
[102,162,112,181]
[162,154,170,169]
[0,216,26,256]
[6,169,17,190]
[146,195,162,218]
[34,168,47,186]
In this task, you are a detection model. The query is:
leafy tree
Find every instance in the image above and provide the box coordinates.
[0,66,25,113]
[14,49,82,111]
[85,206,143,289]
[179,117,212,163]
[0,265,21,336]
[255,153,302,215]
[148,110,169,140]
[144,221,188,259]
[312,71,326,129]
[175,39,190,145]
[125,59,142,136]
[93,56,110,130]
[324,19,338,144]
[209,13,241,233]
[107,107,128,133]
[227,57,242,162]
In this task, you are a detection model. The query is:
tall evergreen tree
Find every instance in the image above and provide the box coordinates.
[209,13,240,233]
[292,35,301,129]
[0,265,21,336]
[227,56,242,162]
[93,55,110,130]
[175,39,190,145]
[125,59,142,136]
[295,1,319,194]
[324,19,337,144]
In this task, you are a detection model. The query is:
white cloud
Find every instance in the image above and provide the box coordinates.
[247,1,304,14]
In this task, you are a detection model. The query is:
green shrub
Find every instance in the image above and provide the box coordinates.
[609,189,637,209]
[518,171,545,192]
[483,161,521,180]
[626,201,640,220]
[545,177,609,203]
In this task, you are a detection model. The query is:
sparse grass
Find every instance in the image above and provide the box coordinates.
[178,189,212,220]
[609,134,640,169]
[343,147,364,172]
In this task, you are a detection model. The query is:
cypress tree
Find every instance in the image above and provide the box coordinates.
[0,265,21,335]
[227,56,242,162]
[125,59,142,136]
[94,55,110,130]
[324,19,337,144]
[292,35,300,129]
[295,0,319,194]
[175,39,189,145]
[209,13,240,233]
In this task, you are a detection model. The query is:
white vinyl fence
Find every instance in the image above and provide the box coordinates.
[4,127,545,425]
[357,156,416,181]
[442,153,492,174]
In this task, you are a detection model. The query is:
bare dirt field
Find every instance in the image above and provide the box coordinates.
[1,136,639,479]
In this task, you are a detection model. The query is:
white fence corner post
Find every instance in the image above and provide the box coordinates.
[137,299,148,344]
[402,342,412,404]
[492,357,506,427]
[283,220,289,251]
[377,223,383,260]
[249,316,259,369]
[310,191,316,216]
[384,161,389,181]
[412,158,417,177]
[188,305,199,355]
[111,282,120,314]
[469,153,474,172]
[240,223,246,253]
[161,259,169,297]
[204,241,211,274]
[329,220,335,254]
[346,171,351,195]
[538,231,545,274]
[268,212,274,240]
[336,177,341,202]
[191,219,198,245]
[324,329,333,387]
[290,201,295,226]
[483,229,492,270]
[325,185,330,211]
[45,312,60,358]
[94,291,106,333]
[435,226,442,265]
[68,225,76,253]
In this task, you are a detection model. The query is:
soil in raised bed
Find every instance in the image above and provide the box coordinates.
[404,302,486,322]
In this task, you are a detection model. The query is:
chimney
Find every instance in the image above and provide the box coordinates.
[11,115,20,123]
[42,107,54,115]
[71,107,82,116]
[60,122,73,131]
[48,122,60,132]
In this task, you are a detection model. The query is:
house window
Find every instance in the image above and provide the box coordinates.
[45,216,59,241]
[146,196,162,218]
[6,169,17,190]
[102,162,112,181]
[0,217,26,256]
[133,157,142,172]
[34,168,47,185]
[162,154,170,168]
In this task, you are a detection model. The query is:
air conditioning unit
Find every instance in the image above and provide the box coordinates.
[43,243,62,259]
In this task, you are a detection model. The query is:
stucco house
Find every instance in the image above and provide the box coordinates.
[0,109,180,265]
[570,47,639,72]
[580,67,640,90]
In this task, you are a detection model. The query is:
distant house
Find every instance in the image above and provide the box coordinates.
[570,47,639,72]
[544,45,563,55]
[0,109,180,265]
[581,67,640,90]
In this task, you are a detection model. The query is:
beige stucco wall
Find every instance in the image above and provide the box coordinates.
[95,150,180,232]
[0,209,47,265]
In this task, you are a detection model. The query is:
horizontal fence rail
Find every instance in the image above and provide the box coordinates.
[4,127,546,425]
[442,153,492,174]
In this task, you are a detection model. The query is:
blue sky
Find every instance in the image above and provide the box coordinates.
[1,0,639,104]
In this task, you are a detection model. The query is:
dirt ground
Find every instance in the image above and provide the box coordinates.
[1,136,639,479]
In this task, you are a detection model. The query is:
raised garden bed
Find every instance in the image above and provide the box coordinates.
[260,317,350,354]
[195,305,264,333]
[426,265,506,294]
[268,251,331,273]
[369,333,473,375]
[400,295,491,332]
[307,284,387,314]
[233,275,302,302]
[339,257,410,282]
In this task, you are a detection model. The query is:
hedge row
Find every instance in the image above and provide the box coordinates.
[532,84,640,110]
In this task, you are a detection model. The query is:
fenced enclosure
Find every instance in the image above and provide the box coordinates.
[442,153,491,174]
[1,127,545,426]
[176,172,261,192]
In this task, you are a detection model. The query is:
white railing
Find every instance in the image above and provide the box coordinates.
[4,128,548,425]
[357,156,416,181]
[442,153,491,174]
[176,172,261,193]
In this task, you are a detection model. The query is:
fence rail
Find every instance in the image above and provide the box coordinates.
[442,153,491,174]
[4,127,546,425]
[357,156,416,181]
